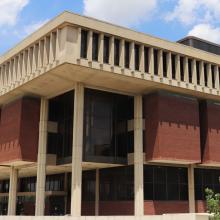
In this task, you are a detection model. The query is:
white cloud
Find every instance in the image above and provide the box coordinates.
[188,23,220,44]
[83,0,157,27]
[0,0,29,26]
[23,19,49,35]
[166,0,220,26]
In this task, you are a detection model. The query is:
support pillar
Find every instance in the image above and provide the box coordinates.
[188,165,195,213]
[7,167,18,215]
[35,98,48,216]
[95,169,100,216]
[134,95,144,216]
[71,83,84,216]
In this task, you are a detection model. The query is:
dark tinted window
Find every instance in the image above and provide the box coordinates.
[154,49,158,75]
[171,54,176,79]
[195,169,220,200]
[47,91,74,159]
[92,33,99,61]
[188,59,192,83]
[82,170,96,201]
[125,41,130,68]
[0,180,9,193]
[83,89,134,164]
[81,30,88,59]
[135,44,140,71]
[99,166,134,201]
[204,63,208,87]
[45,174,64,191]
[196,61,200,85]
[211,65,215,88]
[103,36,110,64]
[163,52,167,77]
[180,57,184,81]
[114,39,120,66]
[144,165,188,201]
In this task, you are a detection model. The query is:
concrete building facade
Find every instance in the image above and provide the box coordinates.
[0,11,219,216]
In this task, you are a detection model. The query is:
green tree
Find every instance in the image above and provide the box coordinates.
[205,187,220,220]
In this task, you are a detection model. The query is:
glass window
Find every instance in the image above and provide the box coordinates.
[153,49,158,75]
[84,89,134,163]
[47,90,74,159]
[99,166,134,201]
[144,165,188,201]
[0,180,9,193]
[82,170,96,201]
[125,41,130,69]
[144,47,149,73]
[171,54,176,79]
[196,61,200,85]
[92,33,99,61]
[188,59,192,83]
[180,57,184,81]
[46,174,64,191]
[114,39,120,66]
[135,44,140,71]
[195,169,220,200]
[20,177,36,192]
[211,65,215,88]
[81,30,88,59]
[103,36,110,64]
[163,52,167,77]
[204,63,208,87]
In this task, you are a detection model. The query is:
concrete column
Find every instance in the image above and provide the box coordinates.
[139,45,145,73]
[184,57,189,83]
[200,61,205,87]
[7,167,18,215]
[98,34,104,63]
[134,95,144,216]
[71,83,84,216]
[87,30,93,61]
[158,49,163,78]
[192,59,197,85]
[175,55,180,81]
[166,52,172,79]
[35,98,48,216]
[148,47,154,75]
[130,42,135,71]
[49,32,56,63]
[214,66,220,90]
[207,64,212,88]
[119,39,125,68]
[109,36,115,66]
[188,165,195,213]
[95,169,100,216]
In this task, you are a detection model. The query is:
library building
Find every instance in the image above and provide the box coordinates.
[0,11,219,217]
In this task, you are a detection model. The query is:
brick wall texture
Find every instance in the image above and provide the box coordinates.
[144,92,201,163]
[0,97,40,163]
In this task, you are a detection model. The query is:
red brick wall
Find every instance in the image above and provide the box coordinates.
[200,101,220,165]
[81,201,95,216]
[82,201,190,216]
[144,201,189,215]
[0,97,40,163]
[195,200,206,213]
[144,92,201,163]
[99,201,134,216]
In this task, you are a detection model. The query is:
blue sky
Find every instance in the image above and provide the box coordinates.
[1,0,220,55]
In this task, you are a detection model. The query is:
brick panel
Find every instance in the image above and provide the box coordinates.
[195,200,206,213]
[0,97,40,163]
[81,201,95,216]
[144,92,201,164]
[99,201,134,216]
[200,101,220,165]
[144,200,189,215]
